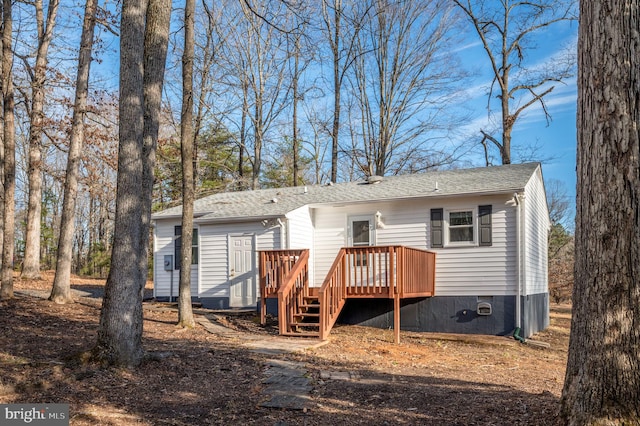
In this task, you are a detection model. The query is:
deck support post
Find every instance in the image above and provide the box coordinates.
[394,294,400,344]
[260,298,266,325]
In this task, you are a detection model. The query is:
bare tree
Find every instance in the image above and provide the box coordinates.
[303,103,331,185]
[561,0,640,423]
[285,4,313,187]
[50,0,98,304]
[348,0,463,176]
[546,179,573,304]
[320,0,369,183]
[290,33,302,186]
[22,0,61,279]
[219,0,291,189]
[454,0,576,165]
[0,0,15,299]
[94,0,171,366]
[178,0,196,328]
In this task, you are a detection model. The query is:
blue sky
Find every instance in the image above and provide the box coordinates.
[455,18,578,222]
[89,4,578,223]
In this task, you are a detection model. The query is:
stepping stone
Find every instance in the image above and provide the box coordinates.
[260,360,312,410]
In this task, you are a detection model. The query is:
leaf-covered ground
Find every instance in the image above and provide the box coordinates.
[1,272,569,425]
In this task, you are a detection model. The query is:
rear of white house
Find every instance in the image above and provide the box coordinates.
[152,162,550,337]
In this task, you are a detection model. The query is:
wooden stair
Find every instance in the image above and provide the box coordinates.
[286,295,321,337]
[260,245,436,342]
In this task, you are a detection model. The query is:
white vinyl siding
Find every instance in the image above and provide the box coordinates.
[154,219,280,300]
[153,219,198,298]
[311,197,515,295]
[523,170,550,295]
[435,206,516,296]
[198,221,281,299]
[312,206,347,287]
[312,201,429,287]
[286,206,314,284]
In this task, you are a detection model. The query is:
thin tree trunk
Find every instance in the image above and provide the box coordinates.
[292,35,300,186]
[178,0,195,328]
[1,0,15,300]
[561,1,640,424]
[94,0,171,366]
[238,79,248,185]
[50,0,97,304]
[22,0,60,280]
[252,101,262,190]
[330,3,341,184]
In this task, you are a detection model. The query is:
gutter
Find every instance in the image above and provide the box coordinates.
[309,188,528,209]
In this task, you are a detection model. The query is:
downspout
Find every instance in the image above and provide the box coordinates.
[513,193,525,343]
[277,218,287,249]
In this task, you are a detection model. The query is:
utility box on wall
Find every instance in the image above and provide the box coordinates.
[163,255,173,271]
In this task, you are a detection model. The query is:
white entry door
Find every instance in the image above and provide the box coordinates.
[229,235,256,307]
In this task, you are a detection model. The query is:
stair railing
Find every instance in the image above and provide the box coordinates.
[277,250,310,335]
[318,248,348,340]
[259,249,305,324]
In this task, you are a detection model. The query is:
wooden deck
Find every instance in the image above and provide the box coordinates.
[259,246,436,343]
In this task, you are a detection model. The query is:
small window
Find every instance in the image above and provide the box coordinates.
[448,210,474,243]
[432,206,492,248]
[348,216,373,267]
[174,226,199,270]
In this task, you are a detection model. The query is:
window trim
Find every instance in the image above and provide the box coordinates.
[346,214,376,247]
[444,207,477,247]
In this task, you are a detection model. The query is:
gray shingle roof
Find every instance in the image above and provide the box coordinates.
[152,162,540,222]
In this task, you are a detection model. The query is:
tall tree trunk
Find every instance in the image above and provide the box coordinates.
[330,1,341,184]
[252,101,262,190]
[50,0,97,304]
[561,1,640,424]
[94,0,171,367]
[238,79,248,186]
[1,0,15,300]
[500,72,511,165]
[0,0,4,265]
[291,35,300,186]
[22,0,60,280]
[141,0,171,286]
[178,0,195,328]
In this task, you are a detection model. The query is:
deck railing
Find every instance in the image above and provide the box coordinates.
[399,246,436,297]
[259,245,436,340]
[339,246,436,298]
[277,250,310,335]
[343,246,396,297]
[259,249,306,324]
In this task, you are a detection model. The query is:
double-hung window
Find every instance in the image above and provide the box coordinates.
[430,205,492,248]
[174,226,199,270]
[448,210,474,243]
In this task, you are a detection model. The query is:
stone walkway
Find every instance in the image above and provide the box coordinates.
[194,314,328,355]
[192,313,325,410]
[260,360,313,410]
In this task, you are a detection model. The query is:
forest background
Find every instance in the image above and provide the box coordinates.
[0,0,575,295]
